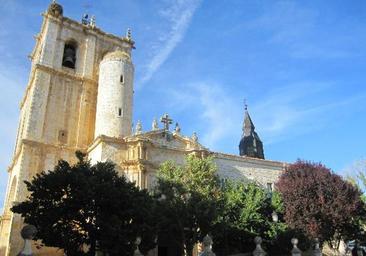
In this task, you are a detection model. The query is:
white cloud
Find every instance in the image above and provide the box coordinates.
[139,0,202,85]
[167,80,366,150]
[167,81,241,149]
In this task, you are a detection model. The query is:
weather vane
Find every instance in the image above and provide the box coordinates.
[244,98,248,111]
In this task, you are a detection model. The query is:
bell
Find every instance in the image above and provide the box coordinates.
[63,56,75,68]
[62,47,75,68]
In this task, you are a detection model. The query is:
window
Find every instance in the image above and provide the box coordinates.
[62,42,77,69]
[118,108,122,117]
[120,74,124,84]
[58,130,68,144]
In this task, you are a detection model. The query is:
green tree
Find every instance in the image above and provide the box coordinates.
[12,151,156,256]
[154,155,221,256]
[346,159,366,202]
[212,181,287,255]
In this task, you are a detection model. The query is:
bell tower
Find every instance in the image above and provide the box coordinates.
[0,1,135,255]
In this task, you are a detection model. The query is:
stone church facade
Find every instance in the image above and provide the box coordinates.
[0,2,286,255]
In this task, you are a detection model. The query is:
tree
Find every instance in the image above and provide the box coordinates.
[212,181,287,255]
[346,159,366,202]
[12,151,156,256]
[154,155,221,256]
[276,160,366,246]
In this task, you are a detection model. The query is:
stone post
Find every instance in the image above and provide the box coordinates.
[313,238,321,256]
[134,237,143,256]
[252,236,266,256]
[200,234,216,256]
[17,225,37,256]
[291,238,302,256]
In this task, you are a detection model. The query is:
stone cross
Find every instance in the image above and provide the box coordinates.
[291,238,302,256]
[160,114,172,131]
[253,236,266,256]
[18,225,37,256]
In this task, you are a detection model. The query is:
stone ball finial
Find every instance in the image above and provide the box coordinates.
[135,120,142,135]
[254,236,262,245]
[174,122,181,134]
[21,225,37,240]
[202,234,213,247]
[291,238,298,246]
[253,236,266,256]
[47,0,63,17]
[133,237,143,256]
[291,237,302,256]
[152,118,159,131]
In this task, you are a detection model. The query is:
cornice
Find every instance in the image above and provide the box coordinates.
[8,139,86,172]
[211,151,287,169]
[43,13,135,48]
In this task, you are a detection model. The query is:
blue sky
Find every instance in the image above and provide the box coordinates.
[0,0,365,207]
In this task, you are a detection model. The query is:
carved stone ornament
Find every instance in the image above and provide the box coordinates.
[47,1,63,17]
[18,225,37,256]
[192,132,198,142]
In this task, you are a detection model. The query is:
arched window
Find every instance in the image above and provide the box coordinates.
[62,41,77,69]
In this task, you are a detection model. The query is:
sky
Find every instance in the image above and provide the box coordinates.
[0,0,365,208]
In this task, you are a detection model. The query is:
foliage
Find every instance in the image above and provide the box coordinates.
[346,159,366,203]
[212,180,287,255]
[12,151,156,256]
[276,160,366,245]
[154,155,221,256]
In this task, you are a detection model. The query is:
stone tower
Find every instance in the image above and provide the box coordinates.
[0,1,134,255]
[239,104,265,159]
[95,48,134,138]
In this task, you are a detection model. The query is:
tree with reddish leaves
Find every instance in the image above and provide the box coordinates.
[276,160,366,246]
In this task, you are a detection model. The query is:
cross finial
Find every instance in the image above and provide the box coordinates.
[160,113,173,131]
[244,99,248,111]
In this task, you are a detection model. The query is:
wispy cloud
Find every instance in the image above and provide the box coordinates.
[139,0,202,85]
[167,80,366,151]
[174,82,239,149]
[243,1,365,59]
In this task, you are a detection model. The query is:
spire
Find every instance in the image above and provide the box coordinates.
[242,102,255,138]
[239,101,265,159]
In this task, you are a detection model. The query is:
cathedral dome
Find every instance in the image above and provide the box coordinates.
[103,50,131,62]
[47,1,63,17]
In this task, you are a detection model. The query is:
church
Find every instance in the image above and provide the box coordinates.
[0,1,286,255]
